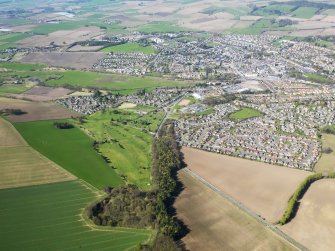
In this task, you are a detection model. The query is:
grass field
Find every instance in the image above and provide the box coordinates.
[229,107,263,122]
[292,7,318,19]
[174,170,296,251]
[0,180,152,250]
[0,33,32,50]
[101,42,156,54]
[81,108,164,190]
[0,117,74,189]
[0,84,32,95]
[136,21,190,33]
[15,120,123,189]
[314,134,335,173]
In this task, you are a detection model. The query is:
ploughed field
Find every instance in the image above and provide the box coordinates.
[281,179,335,251]
[0,180,152,251]
[181,147,311,223]
[0,117,74,189]
[174,170,297,251]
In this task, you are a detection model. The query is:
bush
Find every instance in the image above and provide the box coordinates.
[53,122,74,129]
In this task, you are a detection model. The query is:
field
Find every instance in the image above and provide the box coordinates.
[292,7,318,19]
[181,147,311,223]
[0,97,79,122]
[15,120,124,189]
[81,108,164,189]
[0,84,32,95]
[0,180,152,250]
[174,170,296,251]
[0,117,75,189]
[12,86,72,101]
[281,179,335,250]
[314,134,335,173]
[0,33,31,50]
[101,42,156,54]
[229,107,263,122]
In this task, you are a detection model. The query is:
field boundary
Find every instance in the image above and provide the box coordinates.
[182,168,309,251]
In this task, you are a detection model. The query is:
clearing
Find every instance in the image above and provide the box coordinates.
[0,97,79,122]
[0,117,74,189]
[181,147,311,223]
[174,170,297,251]
[229,107,263,121]
[314,134,335,173]
[0,180,152,250]
[15,120,124,189]
[281,179,335,251]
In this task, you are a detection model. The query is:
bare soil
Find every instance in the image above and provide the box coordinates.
[181,147,311,223]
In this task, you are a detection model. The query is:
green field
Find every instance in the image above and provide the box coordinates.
[229,107,263,122]
[0,84,32,95]
[81,108,164,189]
[101,42,156,54]
[0,33,31,50]
[0,180,152,250]
[292,7,318,19]
[15,120,123,189]
[136,21,190,33]
[314,134,335,173]
[0,62,45,71]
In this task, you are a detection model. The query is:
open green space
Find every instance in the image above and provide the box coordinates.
[0,62,45,71]
[135,21,190,33]
[229,107,263,122]
[292,7,318,19]
[315,134,335,173]
[15,120,123,189]
[0,84,32,95]
[101,42,156,54]
[0,180,152,251]
[80,108,164,190]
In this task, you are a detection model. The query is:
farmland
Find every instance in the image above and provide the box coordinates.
[174,170,296,251]
[229,107,263,122]
[0,33,31,50]
[15,120,124,189]
[80,108,164,190]
[0,180,152,251]
[281,179,335,250]
[0,117,75,189]
[101,42,156,54]
[0,97,79,122]
[181,147,310,223]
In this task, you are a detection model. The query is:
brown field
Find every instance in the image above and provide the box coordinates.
[18,26,103,47]
[0,117,75,189]
[178,99,191,106]
[20,52,105,69]
[67,44,104,52]
[314,134,335,174]
[0,97,79,122]
[174,170,297,251]
[181,147,311,223]
[281,179,335,251]
[11,86,72,101]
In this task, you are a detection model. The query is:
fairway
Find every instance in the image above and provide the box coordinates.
[0,117,75,189]
[229,107,263,121]
[101,42,156,54]
[81,109,164,189]
[0,180,152,251]
[15,120,123,189]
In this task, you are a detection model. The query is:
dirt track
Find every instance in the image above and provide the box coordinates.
[181,147,310,223]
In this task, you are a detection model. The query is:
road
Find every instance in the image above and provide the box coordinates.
[182,167,309,251]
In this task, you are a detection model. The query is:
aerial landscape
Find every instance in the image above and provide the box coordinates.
[1,0,335,250]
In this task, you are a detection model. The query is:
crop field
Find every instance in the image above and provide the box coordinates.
[0,180,152,251]
[181,147,311,223]
[0,117,74,189]
[174,170,296,251]
[0,97,79,122]
[81,108,164,189]
[229,107,263,122]
[281,179,335,251]
[136,21,190,33]
[15,120,124,189]
[0,84,32,95]
[12,86,72,102]
[314,134,335,173]
[101,42,156,54]
[0,33,31,50]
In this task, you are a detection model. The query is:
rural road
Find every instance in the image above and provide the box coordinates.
[182,168,310,251]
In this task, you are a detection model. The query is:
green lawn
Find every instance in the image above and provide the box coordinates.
[229,107,263,122]
[0,180,152,251]
[80,108,164,190]
[15,120,123,189]
[292,7,318,19]
[101,42,156,54]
